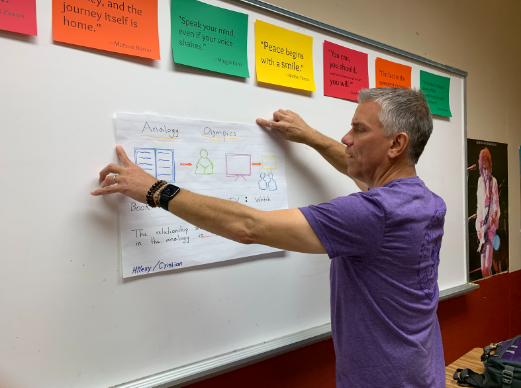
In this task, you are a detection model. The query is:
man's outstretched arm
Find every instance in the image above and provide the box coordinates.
[91,146,326,255]
[256,110,367,191]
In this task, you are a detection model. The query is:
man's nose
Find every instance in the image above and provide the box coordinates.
[341,129,354,146]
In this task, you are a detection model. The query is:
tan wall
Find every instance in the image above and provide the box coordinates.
[264,0,521,271]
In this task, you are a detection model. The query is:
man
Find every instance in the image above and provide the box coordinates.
[475,147,500,277]
[91,87,446,388]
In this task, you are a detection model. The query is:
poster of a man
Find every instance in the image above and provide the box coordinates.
[467,139,509,281]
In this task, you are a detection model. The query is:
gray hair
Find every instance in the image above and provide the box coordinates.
[357,87,433,164]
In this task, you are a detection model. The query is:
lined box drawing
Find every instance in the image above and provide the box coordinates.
[135,148,175,182]
[261,155,277,171]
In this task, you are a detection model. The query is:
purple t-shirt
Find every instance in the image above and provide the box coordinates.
[300,176,446,388]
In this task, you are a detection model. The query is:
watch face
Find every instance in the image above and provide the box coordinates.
[163,185,178,196]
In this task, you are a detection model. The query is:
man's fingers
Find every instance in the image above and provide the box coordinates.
[101,174,118,188]
[98,163,124,183]
[116,145,133,167]
[273,110,287,122]
[90,184,123,196]
[257,118,280,129]
[256,117,267,126]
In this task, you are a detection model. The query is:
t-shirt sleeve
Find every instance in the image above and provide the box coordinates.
[299,193,385,261]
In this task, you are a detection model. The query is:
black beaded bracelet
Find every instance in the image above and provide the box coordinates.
[146,180,166,208]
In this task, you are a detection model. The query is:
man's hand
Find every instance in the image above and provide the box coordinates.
[90,145,157,203]
[257,110,318,145]
[477,239,484,253]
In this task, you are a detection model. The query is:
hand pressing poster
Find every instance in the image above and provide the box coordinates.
[52,0,160,59]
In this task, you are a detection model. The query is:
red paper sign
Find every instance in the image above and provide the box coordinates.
[0,0,37,36]
[324,41,368,101]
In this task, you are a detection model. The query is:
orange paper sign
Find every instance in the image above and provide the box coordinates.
[52,0,160,60]
[375,58,411,89]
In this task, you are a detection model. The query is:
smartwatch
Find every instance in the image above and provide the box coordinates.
[159,184,181,211]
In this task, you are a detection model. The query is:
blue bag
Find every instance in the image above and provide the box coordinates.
[453,335,521,388]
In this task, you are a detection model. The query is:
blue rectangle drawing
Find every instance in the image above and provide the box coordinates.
[135,148,175,182]
[156,149,175,182]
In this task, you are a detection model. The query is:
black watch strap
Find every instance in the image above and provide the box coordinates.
[159,184,181,211]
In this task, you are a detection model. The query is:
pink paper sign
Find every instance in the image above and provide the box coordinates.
[324,41,368,101]
[0,0,37,36]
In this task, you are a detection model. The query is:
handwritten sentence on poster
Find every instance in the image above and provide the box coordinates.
[52,0,160,59]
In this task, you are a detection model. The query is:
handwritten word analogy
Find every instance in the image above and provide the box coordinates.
[142,122,179,138]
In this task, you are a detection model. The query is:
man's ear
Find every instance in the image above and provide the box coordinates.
[388,132,409,160]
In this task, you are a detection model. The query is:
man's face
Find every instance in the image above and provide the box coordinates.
[341,101,391,183]
[479,157,491,180]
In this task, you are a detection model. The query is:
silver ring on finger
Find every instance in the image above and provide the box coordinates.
[113,174,118,185]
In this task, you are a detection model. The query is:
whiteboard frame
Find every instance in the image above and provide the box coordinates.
[110,1,475,387]
[113,287,478,388]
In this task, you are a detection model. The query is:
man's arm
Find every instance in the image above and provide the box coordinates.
[169,190,325,253]
[91,146,326,255]
[256,110,367,191]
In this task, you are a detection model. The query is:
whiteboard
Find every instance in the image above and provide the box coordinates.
[0,1,469,387]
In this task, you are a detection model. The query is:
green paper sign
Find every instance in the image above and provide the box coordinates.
[420,70,452,117]
[171,0,249,78]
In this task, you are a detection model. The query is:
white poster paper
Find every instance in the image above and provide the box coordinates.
[116,113,288,278]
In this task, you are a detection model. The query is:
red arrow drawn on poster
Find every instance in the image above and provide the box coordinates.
[180,163,192,166]
[252,163,261,166]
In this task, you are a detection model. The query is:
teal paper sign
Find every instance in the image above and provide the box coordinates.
[171,0,249,78]
[420,70,452,117]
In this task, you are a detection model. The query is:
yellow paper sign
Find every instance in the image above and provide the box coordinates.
[255,20,315,91]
